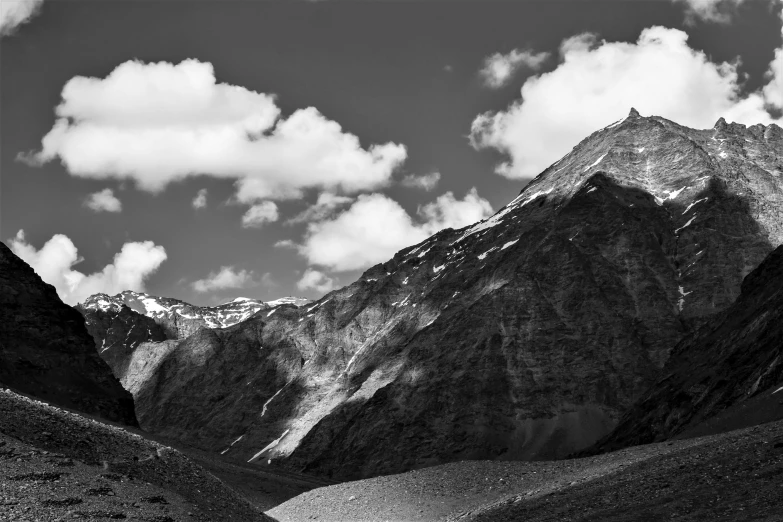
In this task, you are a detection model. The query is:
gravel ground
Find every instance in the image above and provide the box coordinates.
[459,420,783,521]
[271,419,783,522]
[0,388,275,522]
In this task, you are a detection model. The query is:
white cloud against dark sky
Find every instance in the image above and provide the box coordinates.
[9,230,166,305]
[84,188,122,213]
[471,23,783,179]
[479,49,550,88]
[192,189,208,209]
[0,0,43,36]
[192,266,256,293]
[297,189,493,272]
[3,0,781,304]
[23,59,408,204]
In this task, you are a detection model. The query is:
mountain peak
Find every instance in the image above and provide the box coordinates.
[628,107,641,118]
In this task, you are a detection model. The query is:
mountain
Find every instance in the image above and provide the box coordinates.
[77,110,782,480]
[0,242,137,426]
[586,243,783,454]
[79,291,310,340]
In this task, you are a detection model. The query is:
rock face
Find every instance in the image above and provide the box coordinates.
[588,243,783,454]
[79,111,783,480]
[0,242,137,426]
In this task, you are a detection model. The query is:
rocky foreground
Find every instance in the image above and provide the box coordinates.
[271,416,783,522]
[0,388,275,522]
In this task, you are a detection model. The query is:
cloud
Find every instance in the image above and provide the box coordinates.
[296,268,336,294]
[242,201,279,228]
[763,6,783,110]
[286,192,354,225]
[298,189,492,272]
[401,171,441,191]
[192,188,208,209]
[21,59,407,204]
[479,49,550,88]
[417,188,494,230]
[84,188,122,213]
[260,272,278,288]
[9,230,166,305]
[673,0,748,23]
[192,266,255,293]
[0,0,43,36]
[470,25,783,179]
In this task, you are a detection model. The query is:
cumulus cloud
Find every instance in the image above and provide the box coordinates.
[286,192,354,225]
[296,268,336,294]
[763,7,783,109]
[192,266,255,293]
[673,0,748,23]
[470,25,783,179]
[22,59,407,203]
[418,188,494,230]
[192,188,208,209]
[298,189,492,272]
[0,0,43,36]
[479,49,550,88]
[401,171,441,191]
[9,230,166,305]
[84,188,122,213]
[242,201,279,228]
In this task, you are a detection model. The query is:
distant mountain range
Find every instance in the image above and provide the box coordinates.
[79,291,310,338]
[75,109,782,481]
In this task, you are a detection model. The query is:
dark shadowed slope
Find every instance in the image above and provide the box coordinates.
[0,242,137,425]
[80,111,783,480]
[588,243,783,454]
[0,388,275,521]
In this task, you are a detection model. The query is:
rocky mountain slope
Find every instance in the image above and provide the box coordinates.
[79,110,783,480]
[587,243,783,454]
[0,242,137,426]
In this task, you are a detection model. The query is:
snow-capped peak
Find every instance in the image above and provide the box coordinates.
[265,296,311,308]
[80,292,310,330]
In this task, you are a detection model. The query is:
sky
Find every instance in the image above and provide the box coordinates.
[1,0,782,306]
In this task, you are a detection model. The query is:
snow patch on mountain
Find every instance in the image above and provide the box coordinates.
[80,291,310,330]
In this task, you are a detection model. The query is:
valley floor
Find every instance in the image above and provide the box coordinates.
[4,381,781,522]
[271,418,783,522]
